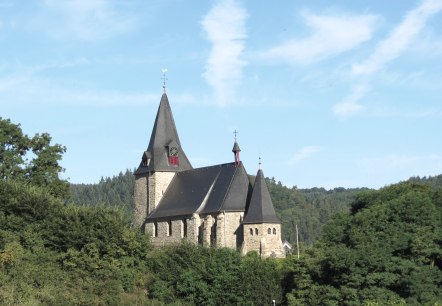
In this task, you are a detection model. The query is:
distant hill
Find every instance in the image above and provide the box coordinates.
[69,171,442,245]
[407,174,442,188]
[69,169,135,210]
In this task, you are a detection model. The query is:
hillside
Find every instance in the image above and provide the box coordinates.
[69,170,367,245]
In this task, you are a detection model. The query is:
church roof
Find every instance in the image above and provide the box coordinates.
[135,93,192,174]
[243,169,281,224]
[147,162,252,220]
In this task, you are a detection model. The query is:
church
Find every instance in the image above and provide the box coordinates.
[133,90,285,258]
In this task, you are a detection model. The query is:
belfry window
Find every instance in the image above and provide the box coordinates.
[255,228,258,235]
[168,146,179,166]
[169,156,179,166]
[268,228,271,235]
[273,228,276,235]
[250,228,253,235]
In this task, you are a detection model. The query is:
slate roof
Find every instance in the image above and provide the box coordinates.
[135,93,192,175]
[146,162,252,221]
[243,169,281,224]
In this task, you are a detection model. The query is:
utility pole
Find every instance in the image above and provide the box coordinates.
[296,224,300,259]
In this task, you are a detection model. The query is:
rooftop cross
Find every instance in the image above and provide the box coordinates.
[233,129,238,142]
[161,68,168,93]
[259,153,262,170]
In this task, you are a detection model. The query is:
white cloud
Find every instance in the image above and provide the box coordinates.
[288,146,323,164]
[334,0,442,119]
[30,0,136,41]
[332,85,367,119]
[352,0,442,75]
[201,0,247,107]
[258,11,377,64]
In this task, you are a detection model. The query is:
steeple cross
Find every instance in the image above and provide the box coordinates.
[259,153,262,170]
[233,129,238,142]
[161,68,168,93]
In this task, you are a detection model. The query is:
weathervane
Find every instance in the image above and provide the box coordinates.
[161,68,168,93]
[259,153,262,170]
[233,129,238,142]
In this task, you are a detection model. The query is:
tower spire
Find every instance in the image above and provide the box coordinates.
[232,130,241,165]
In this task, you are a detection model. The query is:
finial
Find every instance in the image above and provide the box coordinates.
[161,68,168,93]
[233,129,238,142]
[259,153,262,170]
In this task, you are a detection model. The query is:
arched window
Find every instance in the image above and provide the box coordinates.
[268,228,271,235]
[250,228,253,235]
[255,228,259,235]
[168,221,172,236]
[273,228,276,235]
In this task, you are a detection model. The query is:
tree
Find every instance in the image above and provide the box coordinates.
[284,181,442,305]
[0,117,69,198]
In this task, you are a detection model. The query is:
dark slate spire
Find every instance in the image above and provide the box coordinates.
[243,169,281,224]
[135,93,192,174]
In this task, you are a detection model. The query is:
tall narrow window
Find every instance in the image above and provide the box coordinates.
[250,228,253,235]
[182,219,187,238]
[255,228,259,235]
[268,228,271,235]
[168,221,172,236]
[154,222,158,237]
[273,228,276,235]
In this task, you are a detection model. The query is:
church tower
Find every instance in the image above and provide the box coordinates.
[133,93,192,228]
[241,168,285,258]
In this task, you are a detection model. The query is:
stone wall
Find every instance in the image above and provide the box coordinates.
[148,219,187,247]
[133,175,148,227]
[148,172,175,214]
[241,223,285,258]
[215,212,244,249]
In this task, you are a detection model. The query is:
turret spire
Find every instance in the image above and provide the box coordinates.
[243,168,281,224]
[232,130,241,165]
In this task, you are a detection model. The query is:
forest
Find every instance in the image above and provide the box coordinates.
[1,117,441,305]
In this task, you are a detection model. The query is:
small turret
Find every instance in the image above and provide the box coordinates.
[232,130,241,165]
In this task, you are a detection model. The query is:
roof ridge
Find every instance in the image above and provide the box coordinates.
[218,162,241,212]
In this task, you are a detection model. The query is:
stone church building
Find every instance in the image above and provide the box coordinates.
[133,91,284,258]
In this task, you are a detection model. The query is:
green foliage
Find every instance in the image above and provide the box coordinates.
[284,181,442,305]
[69,169,135,211]
[0,117,69,198]
[0,179,152,305]
[266,177,367,244]
[148,243,283,305]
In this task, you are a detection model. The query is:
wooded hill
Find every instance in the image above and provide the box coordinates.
[70,171,442,246]
[2,118,441,305]
[69,170,366,244]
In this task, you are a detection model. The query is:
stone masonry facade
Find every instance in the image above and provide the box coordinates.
[147,212,246,249]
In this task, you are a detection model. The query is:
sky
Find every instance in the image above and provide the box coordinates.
[1,0,442,189]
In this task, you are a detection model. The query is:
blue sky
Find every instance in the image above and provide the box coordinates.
[1,0,442,189]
